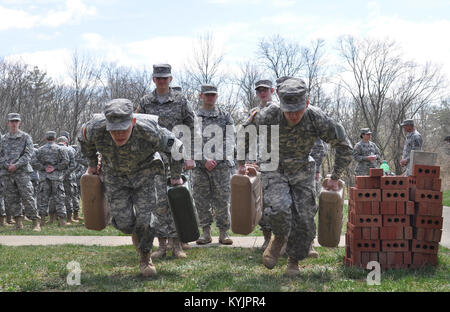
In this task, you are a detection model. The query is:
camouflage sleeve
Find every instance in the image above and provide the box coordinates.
[135,97,145,113]
[312,110,353,180]
[310,139,326,173]
[0,138,6,169]
[181,98,198,160]
[31,150,44,171]
[14,135,34,169]
[56,148,70,171]
[66,149,77,175]
[154,126,184,180]
[78,123,100,168]
[352,143,366,162]
[411,133,423,151]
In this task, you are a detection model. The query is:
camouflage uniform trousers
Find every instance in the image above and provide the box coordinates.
[104,170,157,253]
[62,179,76,215]
[263,162,317,261]
[38,179,66,218]
[3,173,39,220]
[71,181,81,214]
[0,180,5,217]
[258,173,271,232]
[152,169,178,239]
[191,164,231,230]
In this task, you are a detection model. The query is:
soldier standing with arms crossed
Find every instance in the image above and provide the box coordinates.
[79,98,185,277]
[136,64,196,259]
[238,79,352,276]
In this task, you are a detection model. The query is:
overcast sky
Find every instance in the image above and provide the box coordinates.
[1,0,450,83]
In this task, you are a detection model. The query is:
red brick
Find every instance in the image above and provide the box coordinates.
[403,252,412,265]
[371,227,379,240]
[378,252,387,265]
[432,178,441,191]
[352,189,381,202]
[406,201,415,215]
[380,176,409,189]
[412,165,440,178]
[350,200,372,215]
[387,252,404,265]
[396,201,406,215]
[433,229,442,242]
[361,252,371,266]
[411,253,438,268]
[382,189,409,201]
[381,240,409,252]
[362,228,371,240]
[353,240,380,252]
[369,168,384,177]
[411,176,441,191]
[380,226,412,240]
[408,176,416,188]
[352,214,382,227]
[415,228,425,241]
[415,216,443,229]
[381,202,396,214]
[415,202,443,217]
[413,190,442,204]
[371,201,380,215]
[383,215,411,227]
[355,176,380,189]
[411,240,439,254]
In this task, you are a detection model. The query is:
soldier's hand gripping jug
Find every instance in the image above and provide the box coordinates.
[167,174,200,243]
[80,174,110,231]
[230,165,263,235]
[318,177,345,247]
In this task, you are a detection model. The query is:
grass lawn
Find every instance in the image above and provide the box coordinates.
[443,190,450,207]
[0,244,448,292]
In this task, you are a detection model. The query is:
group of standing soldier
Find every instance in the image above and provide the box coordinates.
[0,115,87,231]
[1,61,430,278]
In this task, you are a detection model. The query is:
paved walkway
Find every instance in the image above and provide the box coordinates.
[1,206,448,249]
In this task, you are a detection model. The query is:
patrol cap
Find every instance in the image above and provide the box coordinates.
[60,131,70,140]
[278,78,308,112]
[8,113,21,121]
[172,86,182,92]
[400,119,414,127]
[201,84,218,94]
[360,128,372,135]
[104,98,134,131]
[276,76,302,88]
[46,131,57,140]
[152,64,172,78]
[57,136,68,144]
[255,79,273,90]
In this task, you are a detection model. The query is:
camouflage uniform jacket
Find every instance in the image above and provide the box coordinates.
[402,130,423,164]
[196,106,236,169]
[57,144,77,181]
[353,140,381,173]
[0,130,34,176]
[239,104,353,180]
[32,142,70,181]
[136,88,197,160]
[310,138,328,173]
[78,113,184,179]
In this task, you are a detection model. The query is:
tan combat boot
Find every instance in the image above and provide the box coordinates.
[308,243,319,258]
[7,215,15,224]
[171,238,187,259]
[196,226,212,245]
[285,257,300,277]
[0,216,5,227]
[151,237,167,259]
[14,217,24,230]
[260,230,272,251]
[48,213,56,224]
[32,219,41,232]
[131,233,140,252]
[262,235,287,269]
[219,229,233,245]
[139,251,157,277]
[73,212,83,221]
[181,243,191,250]
[58,216,68,227]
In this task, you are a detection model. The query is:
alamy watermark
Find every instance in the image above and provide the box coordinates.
[170,118,280,171]
[366,261,381,286]
[66,261,81,286]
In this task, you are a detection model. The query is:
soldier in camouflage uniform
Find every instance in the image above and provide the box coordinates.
[56,136,79,224]
[0,113,41,231]
[72,143,87,220]
[238,79,353,276]
[400,119,423,176]
[33,131,70,226]
[352,128,381,176]
[31,144,40,197]
[193,84,235,246]
[79,98,185,277]
[244,79,277,250]
[136,64,197,258]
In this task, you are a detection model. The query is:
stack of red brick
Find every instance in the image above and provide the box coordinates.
[408,165,443,268]
[344,165,443,270]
